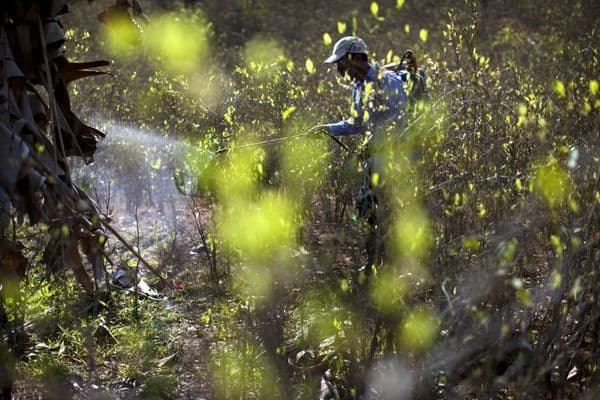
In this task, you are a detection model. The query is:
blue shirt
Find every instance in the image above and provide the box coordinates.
[326,63,406,137]
[398,68,429,106]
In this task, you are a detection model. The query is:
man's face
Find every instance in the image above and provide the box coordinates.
[336,56,357,80]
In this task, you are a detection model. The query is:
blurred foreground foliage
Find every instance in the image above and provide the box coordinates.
[5,0,599,398]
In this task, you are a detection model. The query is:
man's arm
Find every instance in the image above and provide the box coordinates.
[326,118,363,136]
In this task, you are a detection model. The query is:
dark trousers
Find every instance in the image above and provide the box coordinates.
[354,156,385,271]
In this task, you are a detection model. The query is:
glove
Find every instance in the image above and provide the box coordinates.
[308,124,329,138]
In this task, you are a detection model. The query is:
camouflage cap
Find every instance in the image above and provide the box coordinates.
[324,36,368,64]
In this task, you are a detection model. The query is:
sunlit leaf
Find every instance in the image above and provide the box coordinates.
[337,21,347,34]
[370,2,379,17]
[305,58,316,74]
[550,234,563,258]
[340,279,349,292]
[515,178,523,192]
[554,80,566,97]
[143,12,211,74]
[478,203,486,217]
[400,310,438,350]
[323,32,332,46]
[397,0,405,9]
[101,12,142,57]
[151,158,161,170]
[533,158,574,208]
[518,103,527,116]
[281,106,297,121]
[419,28,428,42]
[392,207,432,258]
[370,2,384,20]
[590,80,599,96]
[371,173,380,186]
[551,270,561,289]
[500,239,518,266]
[462,239,481,252]
[371,270,406,314]
[218,194,297,298]
[516,288,533,307]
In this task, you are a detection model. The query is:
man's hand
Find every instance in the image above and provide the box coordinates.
[308,124,329,138]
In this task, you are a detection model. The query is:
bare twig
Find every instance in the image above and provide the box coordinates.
[99,218,170,287]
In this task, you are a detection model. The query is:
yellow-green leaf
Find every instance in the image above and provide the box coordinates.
[516,288,533,307]
[515,178,523,192]
[323,32,332,46]
[419,28,428,42]
[397,0,405,9]
[462,239,481,252]
[533,160,573,208]
[371,173,380,187]
[550,234,563,258]
[281,106,296,121]
[554,80,566,97]
[518,103,527,116]
[551,270,561,289]
[400,310,438,350]
[337,21,347,34]
[370,2,379,17]
[340,279,349,292]
[590,80,599,96]
[305,58,315,74]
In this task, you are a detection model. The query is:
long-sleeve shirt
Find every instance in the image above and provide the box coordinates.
[397,68,429,106]
[326,63,406,137]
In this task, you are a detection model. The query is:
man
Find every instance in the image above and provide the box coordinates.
[309,36,406,275]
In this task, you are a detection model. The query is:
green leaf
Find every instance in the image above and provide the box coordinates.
[462,239,481,252]
[518,103,527,116]
[554,80,566,97]
[305,58,315,74]
[516,288,533,307]
[590,80,599,96]
[397,0,405,9]
[371,172,380,186]
[340,279,349,292]
[551,270,561,289]
[533,159,573,208]
[401,310,438,350]
[369,2,384,20]
[419,28,428,42]
[323,32,332,46]
[281,106,296,121]
[370,2,379,17]
[501,239,518,264]
[337,21,347,34]
[550,234,563,258]
[478,203,487,217]
[515,178,523,192]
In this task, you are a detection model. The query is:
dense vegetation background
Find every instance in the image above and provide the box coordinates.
[1,0,599,398]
